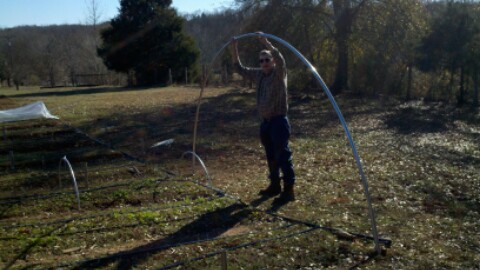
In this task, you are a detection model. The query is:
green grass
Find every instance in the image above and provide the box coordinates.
[0,85,479,269]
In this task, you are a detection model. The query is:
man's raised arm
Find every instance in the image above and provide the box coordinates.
[230,38,258,82]
[258,35,286,76]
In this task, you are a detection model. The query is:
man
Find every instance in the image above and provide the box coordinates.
[230,34,296,202]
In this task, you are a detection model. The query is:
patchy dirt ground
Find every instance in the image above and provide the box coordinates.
[0,85,479,269]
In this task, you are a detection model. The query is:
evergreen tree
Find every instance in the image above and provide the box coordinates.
[416,1,478,105]
[0,53,7,85]
[466,4,480,107]
[98,0,199,85]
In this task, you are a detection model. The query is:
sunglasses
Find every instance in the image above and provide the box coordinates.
[259,58,271,64]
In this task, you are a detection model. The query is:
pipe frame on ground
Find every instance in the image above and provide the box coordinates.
[192,32,381,254]
[58,156,81,210]
[181,151,213,187]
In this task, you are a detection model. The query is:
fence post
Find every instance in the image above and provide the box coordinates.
[85,162,89,188]
[9,150,14,171]
[221,251,227,270]
[59,165,62,188]
[224,65,228,84]
[169,68,173,85]
[141,138,146,156]
[185,67,188,85]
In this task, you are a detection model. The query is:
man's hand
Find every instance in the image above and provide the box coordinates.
[256,31,273,49]
[231,37,238,48]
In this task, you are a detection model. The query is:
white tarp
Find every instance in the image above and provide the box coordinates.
[0,101,59,123]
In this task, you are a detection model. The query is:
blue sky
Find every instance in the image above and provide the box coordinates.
[0,0,234,28]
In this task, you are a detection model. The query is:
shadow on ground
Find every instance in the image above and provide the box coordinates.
[71,203,252,269]
[70,193,298,269]
[8,86,165,98]
[384,106,451,134]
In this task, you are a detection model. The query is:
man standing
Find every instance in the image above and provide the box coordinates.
[231,34,296,202]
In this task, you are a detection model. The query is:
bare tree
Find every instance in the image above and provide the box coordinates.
[84,0,108,76]
[85,0,102,56]
[85,0,102,33]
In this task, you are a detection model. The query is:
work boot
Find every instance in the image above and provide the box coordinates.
[278,183,295,202]
[259,179,281,197]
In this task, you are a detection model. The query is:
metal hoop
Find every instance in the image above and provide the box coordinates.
[58,156,81,210]
[181,151,212,187]
[192,32,381,254]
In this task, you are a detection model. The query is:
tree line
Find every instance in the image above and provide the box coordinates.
[0,24,118,89]
[0,0,479,106]
[223,0,480,105]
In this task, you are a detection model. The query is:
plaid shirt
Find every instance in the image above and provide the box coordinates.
[234,47,288,119]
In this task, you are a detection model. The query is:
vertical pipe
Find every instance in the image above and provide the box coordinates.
[61,156,81,210]
[221,251,228,270]
[141,138,146,156]
[181,151,212,187]
[185,67,188,85]
[85,162,89,188]
[9,150,14,171]
[58,159,63,188]
[223,65,228,85]
[192,65,207,171]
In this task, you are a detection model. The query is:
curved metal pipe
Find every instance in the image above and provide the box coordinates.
[192,32,381,254]
[58,156,81,210]
[181,151,212,187]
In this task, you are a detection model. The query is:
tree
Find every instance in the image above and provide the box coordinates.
[351,0,428,98]
[469,33,480,107]
[234,0,369,94]
[417,1,478,105]
[233,0,337,92]
[40,37,62,87]
[0,53,6,86]
[185,9,244,63]
[330,0,368,95]
[466,3,480,107]
[0,34,14,87]
[8,34,32,90]
[85,0,102,33]
[98,0,200,85]
[84,0,104,74]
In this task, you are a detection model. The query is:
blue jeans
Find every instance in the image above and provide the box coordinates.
[260,115,295,185]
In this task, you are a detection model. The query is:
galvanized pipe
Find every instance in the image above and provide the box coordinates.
[181,151,212,187]
[58,156,81,210]
[192,32,381,254]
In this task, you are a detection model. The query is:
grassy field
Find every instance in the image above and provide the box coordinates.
[0,85,479,269]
